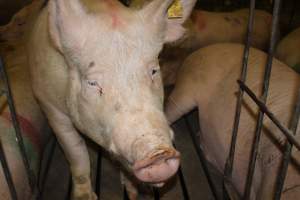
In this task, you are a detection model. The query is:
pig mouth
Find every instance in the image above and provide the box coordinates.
[132,147,180,186]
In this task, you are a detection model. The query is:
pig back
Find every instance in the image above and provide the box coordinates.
[276,27,300,70]
[179,43,300,198]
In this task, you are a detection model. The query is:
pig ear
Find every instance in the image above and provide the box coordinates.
[48,0,88,53]
[142,0,196,43]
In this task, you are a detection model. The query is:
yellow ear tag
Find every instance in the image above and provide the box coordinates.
[168,0,183,19]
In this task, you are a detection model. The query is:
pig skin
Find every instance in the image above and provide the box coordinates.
[165,43,300,199]
[276,27,300,72]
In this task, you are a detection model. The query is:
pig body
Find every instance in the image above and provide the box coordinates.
[0,6,48,197]
[276,27,300,72]
[159,8,273,85]
[165,43,300,199]
[27,0,196,199]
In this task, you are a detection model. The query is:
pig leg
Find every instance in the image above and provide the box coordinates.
[165,87,197,124]
[42,105,96,200]
[120,172,138,200]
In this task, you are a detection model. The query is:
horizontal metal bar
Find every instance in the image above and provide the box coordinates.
[0,141,18,200]
[238,80,300,150]
[274,88,300,200]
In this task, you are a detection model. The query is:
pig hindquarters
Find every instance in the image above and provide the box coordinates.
[159,8,272,86]
[165,43,300,199]
[276,27,300,73]
[27,0,196,199]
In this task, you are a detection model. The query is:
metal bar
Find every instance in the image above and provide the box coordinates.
[95,148,102,197]
[38,138,56,197]
[288,0,297,28]
[123,187,130,200]
[243,0,281,198]
[0,58,37,192]
[177,165,190,199]
[172,142,190,200]
[0,141,18,200]
[223,0,256,194]
[153,187,160,200]
[183,117,220,200]
[238,80,300,150]
[274,88,300,199]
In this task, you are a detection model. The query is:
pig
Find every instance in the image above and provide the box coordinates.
[276,27,300,73]
[0,0,44,43]
[160,8,273,85]
[0,32,48,200]
[165,43,300,199]
[131,0,273,85]
[27,0,196,199]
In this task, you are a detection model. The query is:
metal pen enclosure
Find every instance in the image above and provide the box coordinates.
[0,0,300,199]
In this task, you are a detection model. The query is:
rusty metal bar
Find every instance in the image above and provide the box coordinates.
[0,140,18,200]
[274,88,300,199]
[223,0,256,194]
[238,80,300,150]
[243,0,282,198]
[0,57,37,193]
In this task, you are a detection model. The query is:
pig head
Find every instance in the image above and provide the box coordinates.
[28,0,196,199]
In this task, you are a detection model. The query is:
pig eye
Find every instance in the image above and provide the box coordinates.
[87,80,98,86]
[151,68,160,77]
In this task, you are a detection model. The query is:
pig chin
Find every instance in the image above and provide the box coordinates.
[132,147,180,186]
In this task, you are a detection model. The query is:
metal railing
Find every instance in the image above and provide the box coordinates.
[1,0,299,200]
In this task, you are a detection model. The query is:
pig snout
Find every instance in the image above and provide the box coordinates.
[132,147,180,185]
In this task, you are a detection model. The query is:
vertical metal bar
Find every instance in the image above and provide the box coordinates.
[243,0,281,199]
[274,88,300,199]
[123,187,130,200]
[0,141,18,200]
[183,117,220,200]
[95,148,102,197]
[288,0,297,28]
[153,187,160,200]
[38,138,56,197]
[177,166,190,199]
[0,58,37,192]
[223,0,256,193]
[172,143,190,200]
